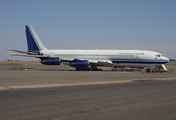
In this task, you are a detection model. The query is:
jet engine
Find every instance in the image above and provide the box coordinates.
[69,59,90,68]
[41,57,61,65]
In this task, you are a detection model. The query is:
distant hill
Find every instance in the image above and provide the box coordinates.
[170,59,176,61]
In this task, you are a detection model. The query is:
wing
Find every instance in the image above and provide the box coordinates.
[62,57,114,66]
[88,60,114,66]
[7,48,114,66]
[60,57,113,64]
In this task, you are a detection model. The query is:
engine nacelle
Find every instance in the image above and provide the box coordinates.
[70,61,90,68]
[41,57,61,65]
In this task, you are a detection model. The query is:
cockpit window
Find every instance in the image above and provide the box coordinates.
[155,54,162,57]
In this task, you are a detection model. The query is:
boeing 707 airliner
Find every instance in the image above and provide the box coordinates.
[7,25,169,72]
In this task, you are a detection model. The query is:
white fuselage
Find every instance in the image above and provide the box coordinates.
[41,49,169,68]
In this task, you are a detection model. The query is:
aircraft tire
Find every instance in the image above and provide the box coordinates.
[146,69,151,73]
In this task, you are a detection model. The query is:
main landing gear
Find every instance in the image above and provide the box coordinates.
[146,69,151,73]
[76,67,102,71]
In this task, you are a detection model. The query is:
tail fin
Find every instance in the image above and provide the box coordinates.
[25,25,48,52]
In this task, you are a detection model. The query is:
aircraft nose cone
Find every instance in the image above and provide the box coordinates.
[164,57,169,62]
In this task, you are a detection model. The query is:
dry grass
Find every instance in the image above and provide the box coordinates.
[0,61,41,66]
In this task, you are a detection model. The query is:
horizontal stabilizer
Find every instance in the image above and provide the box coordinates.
[8,53,47,58]
[7,48,38,55]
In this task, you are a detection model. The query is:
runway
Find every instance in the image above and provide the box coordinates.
[0,80,176,120]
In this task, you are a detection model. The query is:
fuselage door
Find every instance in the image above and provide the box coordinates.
[136,56,139,61]
[155,55,158,64]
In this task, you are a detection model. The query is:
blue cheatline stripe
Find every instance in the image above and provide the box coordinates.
[83,58,167,62]
[27,26,41,51]
[110,58,168,62]
[111,61,167,64]
[78,57,168,64]
[111,59,168,62]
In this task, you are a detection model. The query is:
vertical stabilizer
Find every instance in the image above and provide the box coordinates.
[25,25,48,52]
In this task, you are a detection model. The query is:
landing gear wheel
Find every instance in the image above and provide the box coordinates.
[146,69,151,73]
[75,67,102,71]
[76,68,81,71]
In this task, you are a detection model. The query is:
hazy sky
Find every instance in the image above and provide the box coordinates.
[0,0,176,61]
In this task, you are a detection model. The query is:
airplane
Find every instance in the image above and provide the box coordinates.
[7,25,169,72]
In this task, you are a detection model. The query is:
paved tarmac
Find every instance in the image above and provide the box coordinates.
[0,80,176,120]
[0,61,176,119]
[0,70,176,90]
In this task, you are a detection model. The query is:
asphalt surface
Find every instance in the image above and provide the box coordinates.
[0,61,176,120]
[0,80,176,120]
[0,70,176,90]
